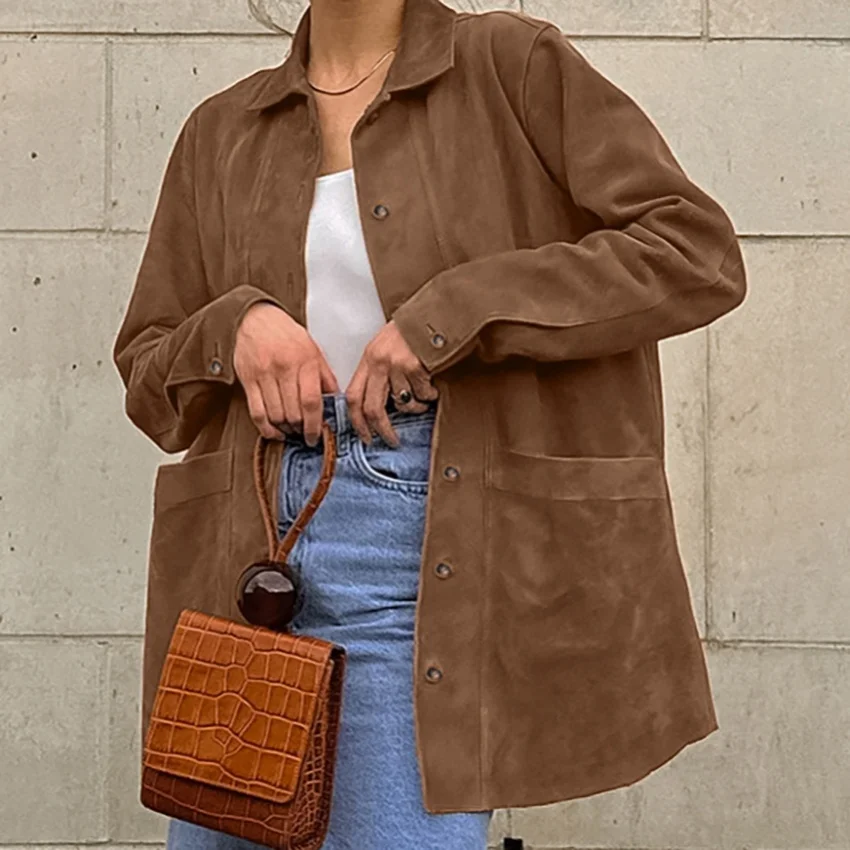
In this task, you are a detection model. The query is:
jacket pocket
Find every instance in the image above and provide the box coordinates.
[143,447,236,745]
[488,445,667,501]
[150,448,234,575]
[484,445,676,657]
[154,448,234,510]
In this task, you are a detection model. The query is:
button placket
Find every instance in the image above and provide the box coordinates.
[435,562,453,579]
[425,666,443,683]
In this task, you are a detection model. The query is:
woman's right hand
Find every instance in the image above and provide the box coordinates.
[234,301,339,446]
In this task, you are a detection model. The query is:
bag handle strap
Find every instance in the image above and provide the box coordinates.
[252,420,338,564]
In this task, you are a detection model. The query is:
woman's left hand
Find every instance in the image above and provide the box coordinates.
[345,319,439,447]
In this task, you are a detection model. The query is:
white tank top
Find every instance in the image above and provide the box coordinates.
[304,167,388,390]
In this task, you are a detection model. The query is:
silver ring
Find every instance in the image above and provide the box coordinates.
[397,389,412,405]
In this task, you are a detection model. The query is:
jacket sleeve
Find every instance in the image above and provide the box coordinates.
[390,24,747,374]
[112,106,289,453]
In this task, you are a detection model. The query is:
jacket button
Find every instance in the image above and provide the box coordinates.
[435,562,453,579]
[209,358,223,376]
[443,465,459,481]
[425,666,443,683]
[372,203,389,219]
[430,333,446,348]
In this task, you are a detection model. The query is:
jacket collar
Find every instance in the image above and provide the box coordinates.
[244,0,458,112]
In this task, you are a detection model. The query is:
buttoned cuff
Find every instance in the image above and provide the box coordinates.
[391,271,481,375]
[162,284,289,403]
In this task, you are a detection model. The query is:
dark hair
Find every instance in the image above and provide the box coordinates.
[247,0,289,33]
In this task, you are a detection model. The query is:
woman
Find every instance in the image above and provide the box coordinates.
[113,0,747,848]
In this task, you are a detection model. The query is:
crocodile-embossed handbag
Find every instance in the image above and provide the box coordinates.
[140,422,347,850]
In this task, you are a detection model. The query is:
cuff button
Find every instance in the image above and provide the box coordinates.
[430,333,446,348]
[209,358,223,376]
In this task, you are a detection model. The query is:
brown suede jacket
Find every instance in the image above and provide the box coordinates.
[113,0,746,813]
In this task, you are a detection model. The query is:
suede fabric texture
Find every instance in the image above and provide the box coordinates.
[112,0,747,815]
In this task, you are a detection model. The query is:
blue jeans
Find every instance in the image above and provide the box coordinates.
[166,392,493,850]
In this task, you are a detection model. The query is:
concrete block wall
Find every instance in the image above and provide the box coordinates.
[0,0,846,848]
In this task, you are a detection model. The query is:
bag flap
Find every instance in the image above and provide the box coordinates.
[142,608,335,805]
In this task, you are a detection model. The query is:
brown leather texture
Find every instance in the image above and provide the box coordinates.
[141,609,346,848]
[141,426,347,848]
[252,423,337,569]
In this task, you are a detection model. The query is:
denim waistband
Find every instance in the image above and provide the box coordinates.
[294,391,437,442]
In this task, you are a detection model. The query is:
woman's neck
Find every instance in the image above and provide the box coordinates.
[306,0,405,87]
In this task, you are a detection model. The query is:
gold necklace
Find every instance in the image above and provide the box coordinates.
[306,47,397,95]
